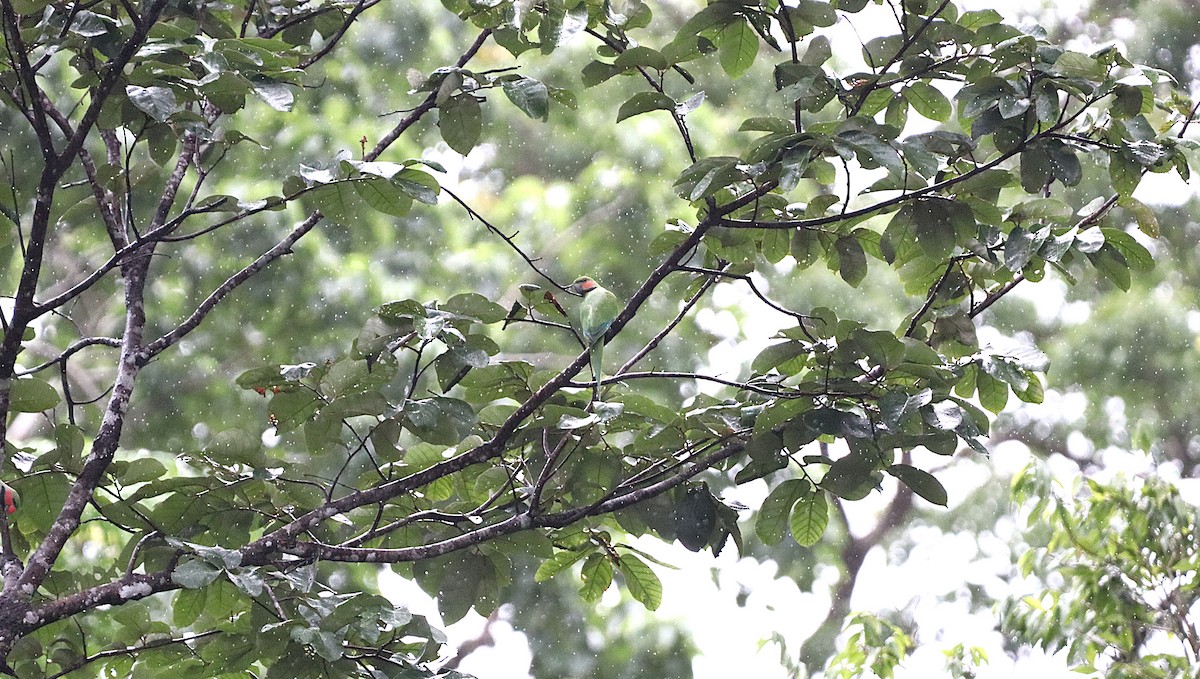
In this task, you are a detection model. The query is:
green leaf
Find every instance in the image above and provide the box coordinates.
[395,168,441,205]
[923,400,964,430]
[126,85,180,122]
[439,94,482,155]
[12,473,70,534]
[756,478,809,545]
[887,464,948,506]
[791,227,823,268]
[740,116,793,133]
[122,458,167,484]
[834,235,867,286]
[717,18,758,78]
[402,397,478,444]
[1100,228,1153,272]
[1108,150,1141,196]
[442,293,508,323]
[500,77,549,120]
[1020,143,1053,193]
[1046,141,1082,186]
[616,92,676,123]
[579,553,613,602]
[249,76,294,112]
[977,372,1009,413]
[791,0,837,27]
[675,485,718,552]
[1050,51,1104,79]
[1004,226,1044,272]
[879,388,933,429]
[9,377,60,413]
[354,177,413,217]
[760,228,790,264]
[904,82,951,121]
[534,549,588,582]
[581,61,621,87]
[306,182,363,223]
[614,46,669,71]
[172,559,222,589]
[959,9,1003,30]
[146,123,177,166]
[789,488,828,546]
[617,554,663,610]
[821,454,876,500]
[1119,197,1160,238]
[913,203,958,260]
[752,340,809,374]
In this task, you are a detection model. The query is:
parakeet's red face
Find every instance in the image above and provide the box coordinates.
[2,486,17,515]
[571,276,598,295]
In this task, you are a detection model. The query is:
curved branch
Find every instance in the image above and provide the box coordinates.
[617,266,723,375]
[443,187,566,291]
[46,630,219,679]
[14,337,121,377]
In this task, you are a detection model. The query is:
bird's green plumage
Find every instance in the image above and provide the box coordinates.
[570,276,621,399]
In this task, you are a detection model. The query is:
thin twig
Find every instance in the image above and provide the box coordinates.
[442,187,565,291]
[617,268,722,375]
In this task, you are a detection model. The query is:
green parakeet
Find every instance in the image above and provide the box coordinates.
[570,275,621,400]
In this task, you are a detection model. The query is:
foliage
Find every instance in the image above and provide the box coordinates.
[823,613,913,679]
[0,0,1191,675]
[1002,466,1200,678]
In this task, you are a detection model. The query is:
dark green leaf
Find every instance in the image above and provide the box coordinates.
[904,82,951,121]
[821,454,877,500]
[717,18,758,77]
[439,95,482,155]
[834,235,867,286]
[616,92,676,123]
[675,485,717,551]
[887,464,948,506]
[501,77,549,120]
[403,397,478,444]
[126,85,179,122]
[614,46,669,71]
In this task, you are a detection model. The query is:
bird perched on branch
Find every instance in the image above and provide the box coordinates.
[569,275,620,401]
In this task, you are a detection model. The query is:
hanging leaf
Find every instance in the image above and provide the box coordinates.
[126,85,180,122]
[887,464,949,506]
